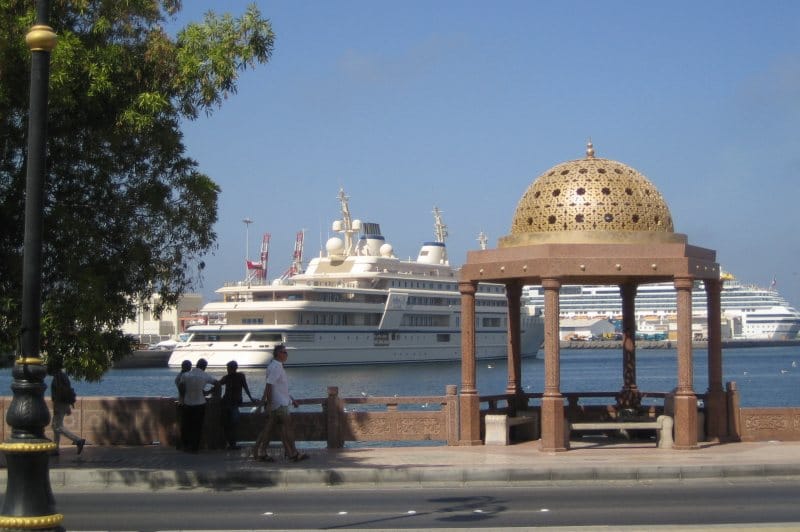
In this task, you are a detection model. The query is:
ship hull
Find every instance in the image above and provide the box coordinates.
[168,324,543,368]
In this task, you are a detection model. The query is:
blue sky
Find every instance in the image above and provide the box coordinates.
[172,1,800,307]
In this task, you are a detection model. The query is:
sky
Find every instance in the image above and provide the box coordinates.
[171,1,800,307]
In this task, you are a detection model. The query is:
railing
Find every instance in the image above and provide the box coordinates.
[2,382,798,447]
[0,385,460,449]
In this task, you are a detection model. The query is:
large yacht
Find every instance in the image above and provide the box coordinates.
[169,190,544,368]
[523,273,800,341]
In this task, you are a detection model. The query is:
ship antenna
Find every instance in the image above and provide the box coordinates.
[338,188,354,256]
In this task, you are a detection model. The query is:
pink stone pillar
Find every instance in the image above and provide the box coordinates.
[673,277,698,449]
[540,278,566,452]
[505,282,523,412]
[704,277,727,440]
[459,280,481,445]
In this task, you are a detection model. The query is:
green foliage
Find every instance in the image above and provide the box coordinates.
[0,1,275,379]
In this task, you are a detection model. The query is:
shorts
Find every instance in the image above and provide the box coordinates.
[271,405,290,423]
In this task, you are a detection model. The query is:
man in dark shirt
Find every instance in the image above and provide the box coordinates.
[219,360,254,450]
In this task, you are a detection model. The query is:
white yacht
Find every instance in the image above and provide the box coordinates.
[169,190,544,368]
[523,273,800,341]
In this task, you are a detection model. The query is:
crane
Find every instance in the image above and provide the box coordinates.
[280,230,305,281]
[246,233,270,283]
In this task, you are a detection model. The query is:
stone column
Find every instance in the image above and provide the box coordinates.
[458,280,481,445]
[618,282,641,411]
[673,277,698,449]
[704,277,727,440]
[540,278,566,451]
[505,281,522,413]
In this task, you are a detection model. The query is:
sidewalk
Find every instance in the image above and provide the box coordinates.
[5,439,799,491]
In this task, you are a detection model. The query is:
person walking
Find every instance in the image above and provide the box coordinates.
[48,360,86,456]
[177,358,218,453]
[219,360,254,450]
[252,345,308,462]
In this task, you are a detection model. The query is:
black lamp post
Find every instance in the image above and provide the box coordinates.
[0,1,62,530]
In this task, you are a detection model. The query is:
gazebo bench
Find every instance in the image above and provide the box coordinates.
[567,415,674,449]
[485,411,538,445]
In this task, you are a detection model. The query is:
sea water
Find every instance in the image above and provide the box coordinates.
[0,346,797,407]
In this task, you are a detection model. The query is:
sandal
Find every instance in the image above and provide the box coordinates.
[255,454,275,462]
[289,452,309,462]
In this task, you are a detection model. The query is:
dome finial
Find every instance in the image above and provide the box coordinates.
[586,138,595,159]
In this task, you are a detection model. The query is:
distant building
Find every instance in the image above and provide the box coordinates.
[558,318,615,341]
[120,293,203,346]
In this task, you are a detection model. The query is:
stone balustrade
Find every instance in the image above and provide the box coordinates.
[0,381,797,447]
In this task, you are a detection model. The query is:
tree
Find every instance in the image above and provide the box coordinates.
[0,0,275,379]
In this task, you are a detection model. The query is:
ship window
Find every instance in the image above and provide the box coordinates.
[249,333,283,342]
[482,317,501,327]
[437,334,450,342]
[191,332,245,342]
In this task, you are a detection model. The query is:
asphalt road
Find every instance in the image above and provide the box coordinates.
[30,477,800,531]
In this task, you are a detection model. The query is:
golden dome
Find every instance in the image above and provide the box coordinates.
[499,142,680,247]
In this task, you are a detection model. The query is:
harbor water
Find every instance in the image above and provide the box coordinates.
[0,345,797,407]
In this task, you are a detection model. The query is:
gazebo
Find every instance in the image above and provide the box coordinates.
[458,143,728,451]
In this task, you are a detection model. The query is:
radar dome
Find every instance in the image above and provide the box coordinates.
[326,237,345,255]
[380,243,394,257]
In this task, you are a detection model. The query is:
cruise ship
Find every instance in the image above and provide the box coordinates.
[523,274,800,341]
[168,190,544,368]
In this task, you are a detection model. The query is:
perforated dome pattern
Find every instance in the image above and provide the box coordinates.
[510,150,674,237]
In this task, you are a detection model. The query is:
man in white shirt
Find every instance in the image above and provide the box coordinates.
[178,358,218,453]
[252,345,308,462]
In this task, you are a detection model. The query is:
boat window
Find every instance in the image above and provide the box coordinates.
[248,333,283,342]
[190,332,245,342]
[481,317,502,328]
[436,333,450,342]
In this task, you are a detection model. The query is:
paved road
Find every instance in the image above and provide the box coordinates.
[30,479,800,530]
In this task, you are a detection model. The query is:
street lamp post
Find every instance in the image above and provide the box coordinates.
[0,1,63,530]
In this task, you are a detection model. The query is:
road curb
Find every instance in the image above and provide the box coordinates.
[3,463,799,490]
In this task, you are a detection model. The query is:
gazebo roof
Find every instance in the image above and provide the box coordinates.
[461,142,718,285]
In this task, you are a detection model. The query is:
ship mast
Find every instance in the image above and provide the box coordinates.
[433,207,448,243]
[338,188,356,256]
[432,206,448,264]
